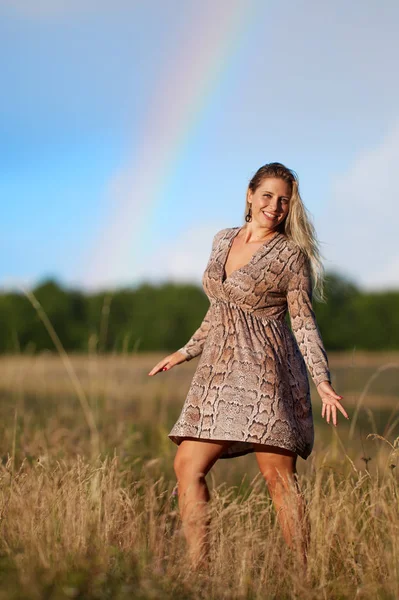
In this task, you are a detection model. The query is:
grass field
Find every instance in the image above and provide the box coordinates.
[0,351,398,599]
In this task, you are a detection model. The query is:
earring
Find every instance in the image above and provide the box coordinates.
[245,205,252,222]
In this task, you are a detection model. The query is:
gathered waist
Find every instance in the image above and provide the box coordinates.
[212,298,286,324]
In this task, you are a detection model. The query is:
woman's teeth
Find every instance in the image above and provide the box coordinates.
[262,211,277,220]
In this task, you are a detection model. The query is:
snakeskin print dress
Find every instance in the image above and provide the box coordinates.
[168,226,331,460]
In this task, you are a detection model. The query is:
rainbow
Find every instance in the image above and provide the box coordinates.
[82,0,259,289]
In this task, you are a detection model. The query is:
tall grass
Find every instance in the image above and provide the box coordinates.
[0,446,398,598]
[0,290,397,598]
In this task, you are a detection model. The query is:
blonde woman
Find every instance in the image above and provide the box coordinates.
[148,162,348,571]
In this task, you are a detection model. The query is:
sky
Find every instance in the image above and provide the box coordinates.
[1,0,398,293]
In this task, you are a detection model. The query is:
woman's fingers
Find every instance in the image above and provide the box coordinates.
[337,402,349,420]
[321,395,350,424]
[327,397,349,420]
[148,351,187,376]
[332,405,337,426]
[148,359,170,376]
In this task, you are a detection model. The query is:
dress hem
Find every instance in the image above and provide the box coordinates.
[168,433,311,461]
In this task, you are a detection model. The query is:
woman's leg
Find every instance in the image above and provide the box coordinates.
[173,437,233,570]
[253,443,310,568]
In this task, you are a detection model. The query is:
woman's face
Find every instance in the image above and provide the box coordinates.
[247,177,291,231]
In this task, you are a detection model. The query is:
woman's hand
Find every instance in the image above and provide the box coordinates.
[148,351,187,376]
[316,380,349,427]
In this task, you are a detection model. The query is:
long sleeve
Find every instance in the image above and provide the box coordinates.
[177,228,227,361]
[286,249,331,387]
[177,303,213,361]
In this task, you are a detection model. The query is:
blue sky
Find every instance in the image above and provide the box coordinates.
[1,0,399,293]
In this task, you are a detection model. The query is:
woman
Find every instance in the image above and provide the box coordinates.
[148,162,349,571]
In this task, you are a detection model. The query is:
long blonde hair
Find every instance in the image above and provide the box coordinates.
[243,162,327,303]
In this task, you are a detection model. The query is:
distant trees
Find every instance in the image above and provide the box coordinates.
[316,272,399,351]
[0,273,398,354]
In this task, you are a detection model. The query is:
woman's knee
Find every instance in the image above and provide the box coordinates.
[257,458,297,493]
[173,446,208,483]
[173,438,230,482]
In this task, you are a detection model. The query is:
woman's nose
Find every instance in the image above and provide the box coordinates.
[267,198,279,210]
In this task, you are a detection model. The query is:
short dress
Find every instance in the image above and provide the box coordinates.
[168,226,331,460]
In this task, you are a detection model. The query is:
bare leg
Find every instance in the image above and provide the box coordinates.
[253,443,310,569]
[173,437,232,571]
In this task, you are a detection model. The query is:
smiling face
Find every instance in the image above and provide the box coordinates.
[247,177,291,232]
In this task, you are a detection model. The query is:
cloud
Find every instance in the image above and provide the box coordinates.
[0,275,38,293]
[136,223,218,284]
[74,221,219,292]
[319,119,399,290]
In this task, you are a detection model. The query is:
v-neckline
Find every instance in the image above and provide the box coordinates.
[222,226,280,284]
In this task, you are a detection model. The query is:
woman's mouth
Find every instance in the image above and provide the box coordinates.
[262,210,278,222]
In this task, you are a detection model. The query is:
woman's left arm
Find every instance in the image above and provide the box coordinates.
[286,249,349,425]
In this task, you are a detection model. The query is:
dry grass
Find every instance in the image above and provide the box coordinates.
[0,347,398,598]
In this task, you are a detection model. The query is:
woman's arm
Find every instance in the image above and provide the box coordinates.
[177,228,228,361]
[177,303,214,361]
[286,248,331,387]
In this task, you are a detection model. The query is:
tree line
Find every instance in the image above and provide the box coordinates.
[0,272,397,354]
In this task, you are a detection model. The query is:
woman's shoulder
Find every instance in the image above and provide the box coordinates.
[211,226,236,247]
[214,226,233,237]
[278,233,305,256]
[277,235,310,276]
[211,227,306,257]
[215,226,238,237]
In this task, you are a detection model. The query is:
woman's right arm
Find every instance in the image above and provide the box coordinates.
[177,227,227,361]
[148,303,214,376]
[177,303,214,361]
